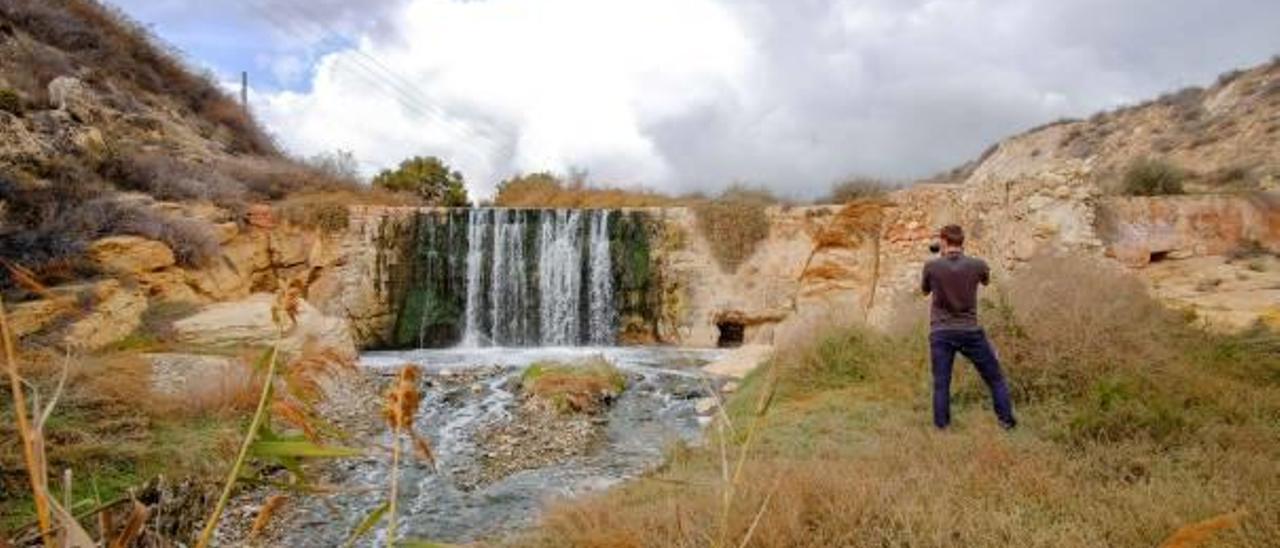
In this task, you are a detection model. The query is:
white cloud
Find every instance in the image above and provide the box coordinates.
[254,0,1280,199]
[258,0,747,197]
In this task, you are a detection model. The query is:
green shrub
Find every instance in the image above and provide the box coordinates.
[1121,158,1185,196]
[277,195,351,232]
[373,156,469,206]
[785,328,878,392]
[1065,375,1189,445]
[0,88,22,115]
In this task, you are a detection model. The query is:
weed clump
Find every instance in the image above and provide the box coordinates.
[494,171,675,208]
[693,186,775,273]
[0,88,22,115]
[1121,158,1186,196]
[824,177,892,203]
[0,171,222,292]
[521,356,627,414]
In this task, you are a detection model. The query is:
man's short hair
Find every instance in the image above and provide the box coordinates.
[940,224,965,246]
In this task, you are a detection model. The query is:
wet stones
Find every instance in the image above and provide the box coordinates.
[455,360,629,489]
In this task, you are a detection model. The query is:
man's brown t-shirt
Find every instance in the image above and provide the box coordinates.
[921,252,989,331]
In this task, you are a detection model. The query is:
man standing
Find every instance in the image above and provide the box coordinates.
[921,225,1016,430]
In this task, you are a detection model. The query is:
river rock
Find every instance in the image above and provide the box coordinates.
[703,344,774,379]
[170,293,357,359]
[464,402,604,490]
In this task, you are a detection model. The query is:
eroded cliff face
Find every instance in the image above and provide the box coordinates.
[649,180,1278,347]
[10,202,362,355]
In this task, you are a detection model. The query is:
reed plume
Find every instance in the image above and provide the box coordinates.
[1159,510,1246,548]
[381,364,423,542]
[250,495,288,538]
[2,293,54,546]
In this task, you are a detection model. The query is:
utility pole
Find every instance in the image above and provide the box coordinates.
[240,71,248,111]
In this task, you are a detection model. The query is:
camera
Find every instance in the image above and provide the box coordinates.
[928,241,941,254]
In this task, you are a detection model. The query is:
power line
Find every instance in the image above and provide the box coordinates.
[237,0,498,167]
[278,0,501,144]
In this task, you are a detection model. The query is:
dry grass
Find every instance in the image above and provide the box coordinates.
[494,172,677,208]
[810,201,885,250]
[823,177,894,204]
[275,188,419,233]
[147,358,261,419]
[0,0,276,154]
[517,256,1280,547]
[692,187,777,273]
[1,346,243,537]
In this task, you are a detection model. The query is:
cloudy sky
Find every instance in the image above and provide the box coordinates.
[111,0,1280,199]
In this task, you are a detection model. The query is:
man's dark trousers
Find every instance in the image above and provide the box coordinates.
[929,329,1015,429]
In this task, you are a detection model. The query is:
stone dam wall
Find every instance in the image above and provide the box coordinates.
[320,185,1280,350]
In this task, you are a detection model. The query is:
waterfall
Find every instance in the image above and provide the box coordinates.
[452,208,617,347]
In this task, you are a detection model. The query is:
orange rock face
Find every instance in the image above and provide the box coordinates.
[246,203,277,229]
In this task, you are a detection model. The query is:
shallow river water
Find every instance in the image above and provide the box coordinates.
[275,346,725,546]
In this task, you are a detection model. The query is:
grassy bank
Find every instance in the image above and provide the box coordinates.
[0,349,245,535]
[518,257,1280,547]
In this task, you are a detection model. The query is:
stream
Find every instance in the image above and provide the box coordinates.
[273,346,725,546]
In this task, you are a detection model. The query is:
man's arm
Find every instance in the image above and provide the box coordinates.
[921,263,932,295]
[978,260,990,286]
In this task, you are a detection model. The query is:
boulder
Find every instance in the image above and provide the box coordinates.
[47,76,95,120]
[7,291,80,338]
[694,397,719,415]
[213,222,239,244]
[62,280,147,350]
[137,268,204,303]
[186,232,271,301]
[144,353,247,399]
[87,236,176,274]
[170,293,356,359]
[703,344,775,379]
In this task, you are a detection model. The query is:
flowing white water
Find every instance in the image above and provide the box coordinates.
[267,347,726,545]
[538,210,584,345]
[490,209,529,345]
[587,212,614,345]
[460,209,615,347]
[460,209,488,346]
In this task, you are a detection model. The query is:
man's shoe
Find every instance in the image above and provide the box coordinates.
[999,420,1017,431]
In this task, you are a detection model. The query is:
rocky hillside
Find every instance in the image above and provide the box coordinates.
[0,0,386,296]
[0,1,425,358]
[938,57,1280,193]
